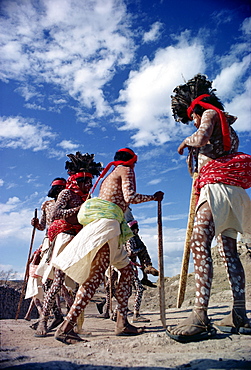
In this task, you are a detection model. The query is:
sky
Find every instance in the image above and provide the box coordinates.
[0,0,251,281]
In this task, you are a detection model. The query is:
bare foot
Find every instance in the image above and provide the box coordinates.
[218,308,251,329]
[167,310,209,336]
[115,321,145,336]
[35,318,48,337]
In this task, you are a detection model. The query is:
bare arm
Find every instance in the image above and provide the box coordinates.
[178,110,216,154]
[52,189,81,220]
[121,167,163,204]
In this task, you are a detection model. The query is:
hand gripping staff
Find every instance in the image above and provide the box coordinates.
[176,173,198,308]
[15,208,37,320]
[157,200,166,328]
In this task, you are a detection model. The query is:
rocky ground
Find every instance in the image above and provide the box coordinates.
[1,245,251,370]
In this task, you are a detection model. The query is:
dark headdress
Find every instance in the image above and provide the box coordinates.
[65,152,103,199]
[171,74,231,152]
[171,74,220,124]
[65,152,103,177]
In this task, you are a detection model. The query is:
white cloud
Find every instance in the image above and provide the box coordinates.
[0,197,43,243]
[116,37,205,146]
[0,179,4,186]
[213,55,250,100]
[57,140,79,150]
[0,116,56,151]
[224,77,251,132]
[143,22,162,43]
[241,16,251,35]
[0,0,135,117]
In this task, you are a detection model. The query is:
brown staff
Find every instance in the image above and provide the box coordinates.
[177,173,198,308]
[15,208,37,320]
[157,200,166,328]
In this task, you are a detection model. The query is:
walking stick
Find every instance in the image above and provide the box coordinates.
[176,173,198,308]
[109,265,113,315]
[157,200,166,329]
[15,208,37,320]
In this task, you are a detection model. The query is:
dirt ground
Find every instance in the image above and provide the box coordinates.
[1,246,251,370]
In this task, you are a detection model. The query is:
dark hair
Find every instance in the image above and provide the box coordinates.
[114,148,134,162]
[47,177,66,198]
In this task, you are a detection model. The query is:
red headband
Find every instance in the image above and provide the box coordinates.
[51,180,66,186]
[91,148,137,194]
[72,172,93,179]
[187,94,231,152]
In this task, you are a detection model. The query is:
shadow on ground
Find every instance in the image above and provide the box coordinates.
[4,359,251,370]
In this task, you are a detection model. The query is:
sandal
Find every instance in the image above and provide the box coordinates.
[166,324,216,343]
[55,320,88,345]
[166,310,216,343]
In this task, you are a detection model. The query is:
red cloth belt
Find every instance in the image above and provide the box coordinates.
[48,219,82,242]
[194,152,251,195]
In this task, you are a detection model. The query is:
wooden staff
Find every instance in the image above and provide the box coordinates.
[177,173,198,308]
[15,208,37,320]
[157,200,166,329]
[109,265,113,315]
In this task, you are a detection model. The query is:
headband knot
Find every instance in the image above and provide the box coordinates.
[91,148,137,194]
[187,94,231,152]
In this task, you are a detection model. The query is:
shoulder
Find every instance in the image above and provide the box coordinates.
[202,109,218,120]
[116,165,134,174]
[56,189,72,201]
[41,199,54,210]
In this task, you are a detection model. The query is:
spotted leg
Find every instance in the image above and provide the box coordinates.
[168,201,215,336]
[217,234,250,328]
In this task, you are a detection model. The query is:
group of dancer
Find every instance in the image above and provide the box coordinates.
[24,74,250,344]
[25,149,163,344]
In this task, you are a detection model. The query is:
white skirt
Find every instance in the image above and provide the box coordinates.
[197,183,251,238]
[53,218,129,285]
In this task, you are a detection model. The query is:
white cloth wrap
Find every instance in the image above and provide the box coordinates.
[25,276,43,300]
[53,218,130,285]
[197,183,251,238]
[42,233,75,284]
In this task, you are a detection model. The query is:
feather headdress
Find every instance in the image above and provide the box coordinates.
[171,74,218,124]
[65,152,103,177]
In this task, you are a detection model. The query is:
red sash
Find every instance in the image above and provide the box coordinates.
[195,152,251,194]
[48,219,82,242]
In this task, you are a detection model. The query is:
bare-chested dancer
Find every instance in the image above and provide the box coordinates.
[24,178,66,326]
[35,153,101,337]
[52,148,164,344]
[166,74,251,342]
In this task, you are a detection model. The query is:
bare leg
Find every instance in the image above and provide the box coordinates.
[55,243,111,344]
[36,269,73,336]
[168,202,215,336]
[115,263,145,335]
[217,234,250,329]
[55,244,143,344]
[24,299,35,321]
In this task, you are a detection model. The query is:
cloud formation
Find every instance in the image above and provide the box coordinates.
[0,116,56,151]
[0,0,134,117]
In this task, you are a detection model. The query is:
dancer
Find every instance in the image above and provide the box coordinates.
[53,147,164,344]
[24,178,66,325]
[166,74,251,342]
[35,153,102,337]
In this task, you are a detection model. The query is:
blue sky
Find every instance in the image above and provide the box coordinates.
[0,0,250,280]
